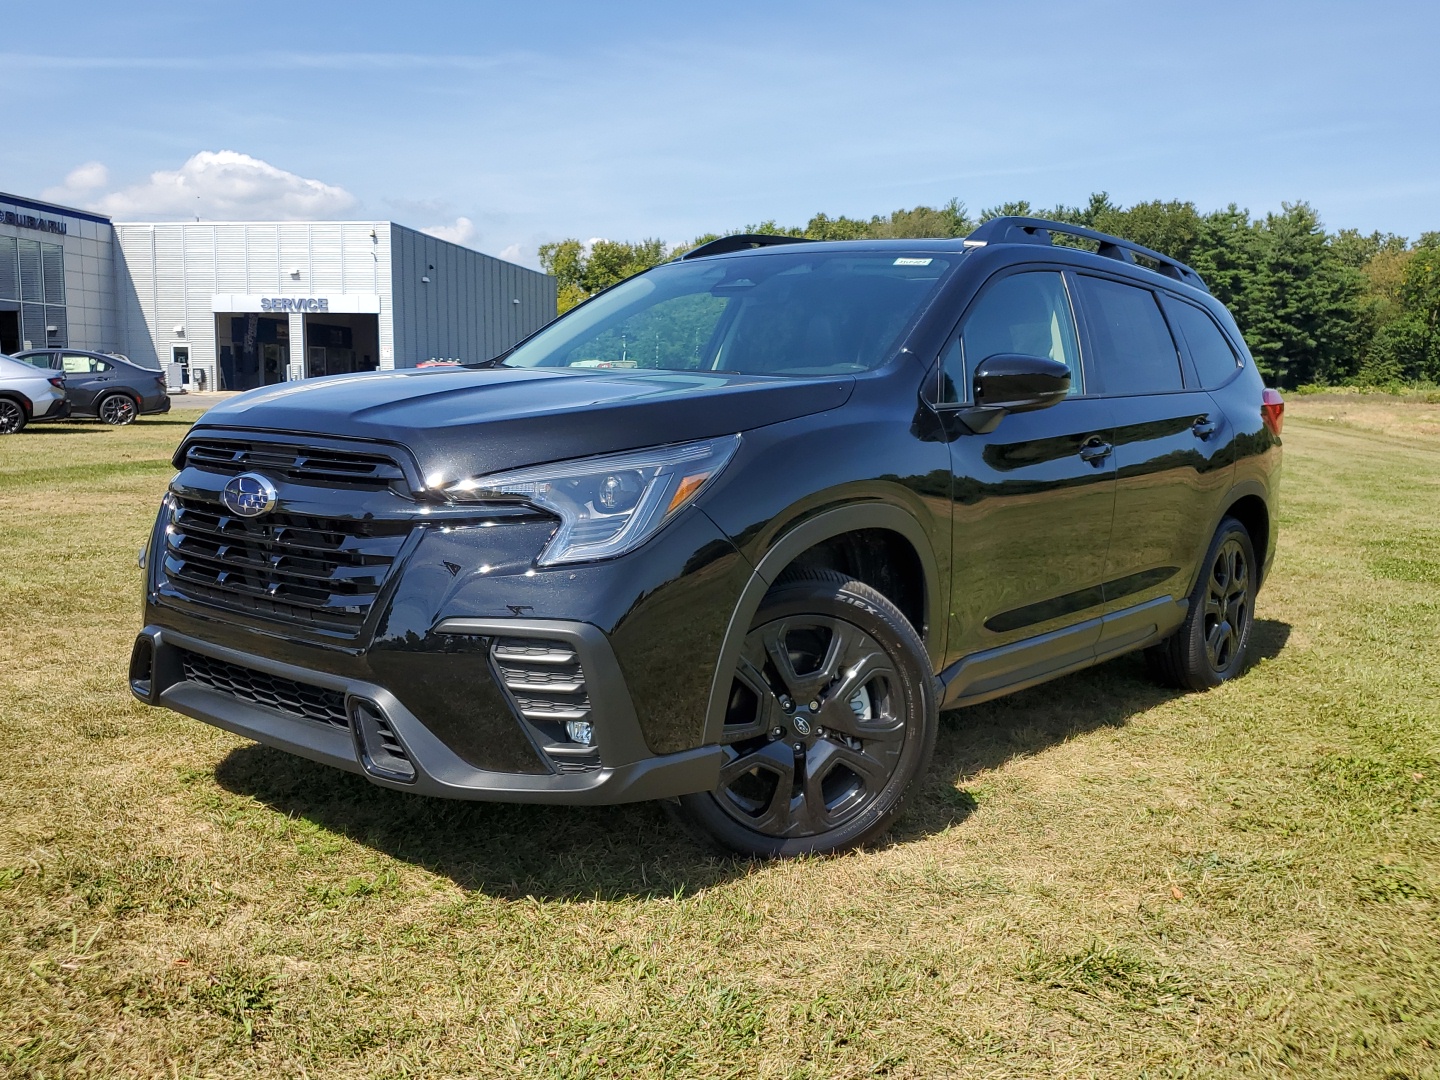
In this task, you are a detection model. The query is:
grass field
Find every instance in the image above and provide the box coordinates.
[1,402,1437,1079]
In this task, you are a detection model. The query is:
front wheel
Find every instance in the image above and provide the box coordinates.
[98,393,138,426]
[672,570,937,857]
[1146,517,1257,690]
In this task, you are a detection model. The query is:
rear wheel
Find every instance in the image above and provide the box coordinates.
[98,393,138,426]
[1146,517,1256,690]
[672,570,936,857]
[0,398,26,435]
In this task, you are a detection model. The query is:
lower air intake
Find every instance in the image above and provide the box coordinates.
[491,637,601,772]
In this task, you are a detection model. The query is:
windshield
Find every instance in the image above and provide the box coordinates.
[502,250,956,376]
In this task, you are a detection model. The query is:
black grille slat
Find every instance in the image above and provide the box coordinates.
[184,439,408,489]
[165,535,392,590]
[163,495,411,633]
[171,504,408,557]
[180,649,348,729]
[491,638,600,771]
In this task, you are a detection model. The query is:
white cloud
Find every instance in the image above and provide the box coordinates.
[420,216,477,246]
[41,161,110,203]
[498,243,523,263]
[92,151,356,220]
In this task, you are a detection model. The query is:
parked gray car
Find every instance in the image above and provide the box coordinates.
[0,353,69,434]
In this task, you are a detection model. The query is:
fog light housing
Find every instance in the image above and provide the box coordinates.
[566,720,594,746]
[350,698,417,783]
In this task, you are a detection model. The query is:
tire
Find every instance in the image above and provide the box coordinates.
[1146,517,1257,691]
[671,569,937,857]
[0,397,25,435]
[98,393,138,426]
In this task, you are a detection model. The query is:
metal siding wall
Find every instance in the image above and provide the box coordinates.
[152,226,187,366]
[115,225,158,366]
[246,225,279,294]
[386,224,553,368]
[310,224,343,290]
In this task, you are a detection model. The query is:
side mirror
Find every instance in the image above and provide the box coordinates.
[959,353,1071,433]
[974,353,1071,410]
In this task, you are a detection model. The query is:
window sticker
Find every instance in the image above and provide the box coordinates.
[893,257,933,266]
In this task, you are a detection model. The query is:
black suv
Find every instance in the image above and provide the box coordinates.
[130,218,1283,856]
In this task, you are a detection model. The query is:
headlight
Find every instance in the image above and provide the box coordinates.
[445,435,741,565]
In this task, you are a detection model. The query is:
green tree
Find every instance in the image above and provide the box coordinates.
[1398,247,1440,379]
[538,237,670,313]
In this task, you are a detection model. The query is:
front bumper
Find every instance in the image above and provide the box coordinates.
[130,621,725,803]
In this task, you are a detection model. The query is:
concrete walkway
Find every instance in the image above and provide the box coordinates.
[167,391,243,411]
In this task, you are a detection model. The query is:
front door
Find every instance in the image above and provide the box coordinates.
[939,269,1118,694]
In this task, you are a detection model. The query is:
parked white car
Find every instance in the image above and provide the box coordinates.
[0,353,69,434]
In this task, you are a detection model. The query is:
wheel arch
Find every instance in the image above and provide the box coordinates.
[701,503,942,746]
[1217,485,1272,588]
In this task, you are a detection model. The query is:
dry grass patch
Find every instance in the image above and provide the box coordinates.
[1,404,1438,1077]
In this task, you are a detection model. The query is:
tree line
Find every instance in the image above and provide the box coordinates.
[539,194,1440,389]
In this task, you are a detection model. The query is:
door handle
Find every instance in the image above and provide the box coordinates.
[1078,437,1112,464]
[1191,416,1217,439]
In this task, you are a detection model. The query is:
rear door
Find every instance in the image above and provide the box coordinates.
[1071,274,1235,653]
[939,268,1118,694]
[58,353,112,412]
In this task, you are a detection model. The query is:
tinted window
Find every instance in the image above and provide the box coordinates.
[1166,298,1240,388]
[1077,276,1183,394]
[941,271,1081,402]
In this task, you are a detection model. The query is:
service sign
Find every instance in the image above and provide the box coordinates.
[211,293,382,315]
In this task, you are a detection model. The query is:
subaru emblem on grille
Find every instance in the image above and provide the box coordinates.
[221,472,279,518]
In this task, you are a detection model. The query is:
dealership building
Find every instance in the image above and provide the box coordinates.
[1,191,556,391]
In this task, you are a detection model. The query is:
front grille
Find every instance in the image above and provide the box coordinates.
[180,648,347,729]
[182,439,409,491]
[492,637,600,772]
[162,497,410,633]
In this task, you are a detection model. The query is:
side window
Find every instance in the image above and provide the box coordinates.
[1165,298,1241,388]
[1075,276,1184,394]
[61,353,103,374]
[940,271,1081,403]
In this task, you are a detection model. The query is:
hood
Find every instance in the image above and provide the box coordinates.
[192,366,854,480]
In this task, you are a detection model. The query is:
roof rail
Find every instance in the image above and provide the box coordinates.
[680,233,815,260]
[964,216,1208,292]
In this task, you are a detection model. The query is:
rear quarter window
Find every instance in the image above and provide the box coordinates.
[1164,297,1242,388]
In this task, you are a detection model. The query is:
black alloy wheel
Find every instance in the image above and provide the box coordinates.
[1147,517,1256,690]
[98,393,138,426]
[673,570,936,857]
[0,398,24,435]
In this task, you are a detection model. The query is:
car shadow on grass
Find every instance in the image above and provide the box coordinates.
[895,617,1292,840]
[23,417,196,433]
[213,619,1291,900]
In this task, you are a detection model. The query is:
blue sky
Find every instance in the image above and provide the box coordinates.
[3,0,1436,266]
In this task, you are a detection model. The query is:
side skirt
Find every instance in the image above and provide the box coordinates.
[939,595,1187,710]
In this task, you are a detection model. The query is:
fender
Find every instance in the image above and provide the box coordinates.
[1200,478,1275,589]
[700,502,942,746]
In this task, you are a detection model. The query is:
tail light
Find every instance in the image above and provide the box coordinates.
[48,377,65,389]
[1261,388,1284,435]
